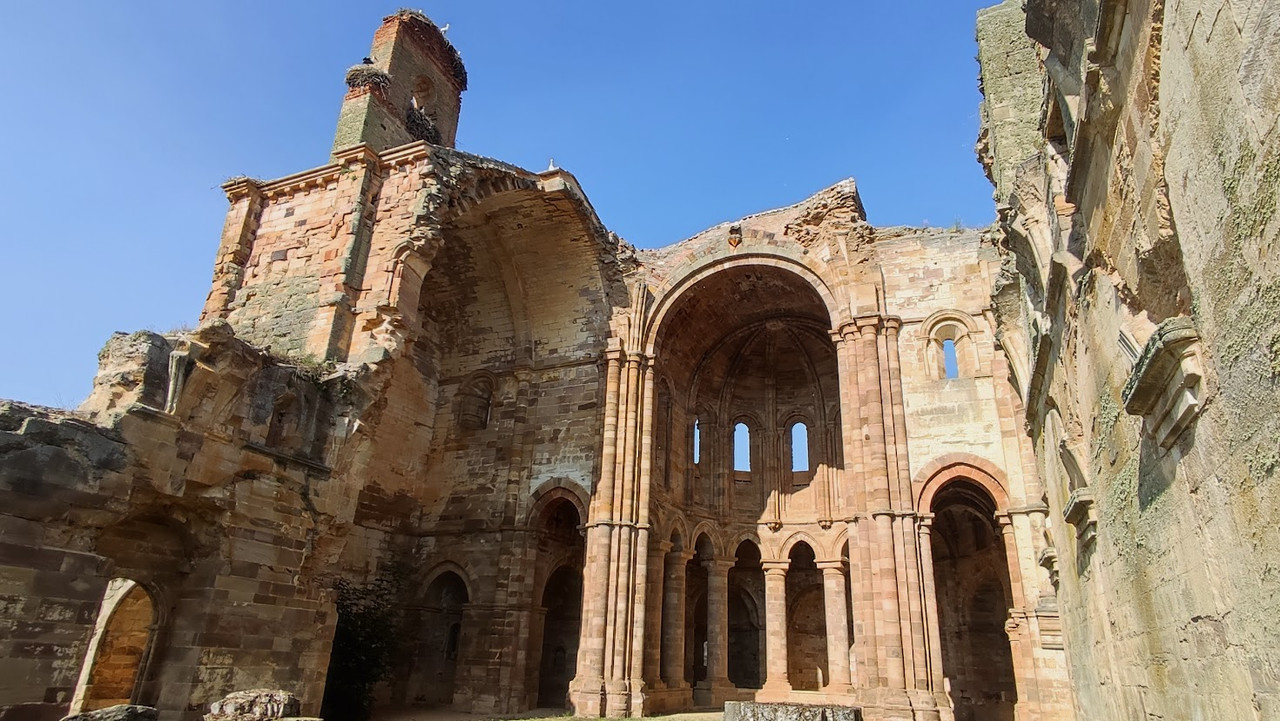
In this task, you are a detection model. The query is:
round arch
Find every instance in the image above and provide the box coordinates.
[689,523,722,559]
[914,453,1011,513]
[643,254,841,355]
[422,562,475,604]
[777,530,826,562]
[527,479,590,528]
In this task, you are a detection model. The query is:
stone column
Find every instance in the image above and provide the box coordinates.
[643,543,669,691]
[704,559,734,698]
[833,327,879,688]
[603,356,643,716]
[570,350,623,716]
[761,560,792,695]
[857,316,906,691]
[916,515,944,689]
[629,361,657,714]
[817,560,853,693]
[661,549,691,691]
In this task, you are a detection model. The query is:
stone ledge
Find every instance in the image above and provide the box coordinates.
[1121,316,1205,450]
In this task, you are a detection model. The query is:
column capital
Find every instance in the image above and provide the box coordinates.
[917,513,935,532]
[855,314,884,332]
[883,316,903,333]
[761,559,790,574]
[995,512,1015,530]
[816,560,846,573]
[702,558,735,572]
[666,548,694,562]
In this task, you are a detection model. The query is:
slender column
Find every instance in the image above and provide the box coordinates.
[916,516,945,689]
[835,327,879,688]
[817,560,853,693]
[857,316,906,691]
[642,543,666,691]
[996,514,1026,610]
[606,356,644,716]
[571,350,623,715]
[761,560,792,694]
[704,559,734,695]
[661,549,692,689]
[629,362,657,713]
[998,514,1041,720]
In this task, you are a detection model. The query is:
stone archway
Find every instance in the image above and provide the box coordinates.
[72,579,155,711]
[930,480,1018,721]
[538,565,583,707]
[532,495,585,709]
[727,540,764,690]
[784,542,827,691]
[417,570,471,708]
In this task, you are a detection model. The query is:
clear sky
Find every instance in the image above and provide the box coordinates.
[0,1,1000,408]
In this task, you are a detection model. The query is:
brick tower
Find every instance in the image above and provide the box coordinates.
[331,9,467,157]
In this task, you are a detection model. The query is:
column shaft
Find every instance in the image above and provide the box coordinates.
[705,560,733,690]
[661,552,690,688]
[818,562,852,692]
[917,517,945,689]
[762,562,791,693]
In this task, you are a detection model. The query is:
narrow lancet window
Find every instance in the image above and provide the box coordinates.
[791,422,809,472]
[943,339,959,379]
[693,419,701,465]
[734,422,751,472]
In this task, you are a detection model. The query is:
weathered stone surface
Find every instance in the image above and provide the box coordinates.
[203,690,299,721]
[61,706,158,721]
[725,701,862,721]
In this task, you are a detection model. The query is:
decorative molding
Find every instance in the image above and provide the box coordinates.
[1063,487,1096,548]
[1121,316,1205,450]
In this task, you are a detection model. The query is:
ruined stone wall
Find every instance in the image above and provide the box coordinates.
[0,324,359,720]
[980,0,1280,717]
[976,0,1046,202]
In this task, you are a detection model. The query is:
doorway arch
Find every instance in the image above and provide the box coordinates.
[71,579,156,712]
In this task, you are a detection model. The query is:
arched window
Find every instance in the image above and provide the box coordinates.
[456,375,494,430]
[790,422,809,472]
[921,311,978,380]
[733,422,751,472]
[942,339,959,379]
[692,419,701,465]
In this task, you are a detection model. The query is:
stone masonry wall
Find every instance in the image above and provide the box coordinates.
[980,0,1280,717]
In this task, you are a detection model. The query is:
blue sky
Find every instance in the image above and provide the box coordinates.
[0,1,1000,408]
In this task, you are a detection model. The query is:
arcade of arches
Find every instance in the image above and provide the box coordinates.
[568,254,1067,721]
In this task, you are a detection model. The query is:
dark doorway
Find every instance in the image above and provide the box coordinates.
[727,540,764,689]
[537,565,582,707]
[785,542,827,690]
[931,480,1018,721]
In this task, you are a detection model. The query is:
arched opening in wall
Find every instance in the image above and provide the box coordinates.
[930,480,1017,721]
[537,565,582,707]
[416,571,470,708]
[81,515,189,712]
[652,263,837,523]
[72,579,156,712]
[692,418,702,465]
[532,497,584,709]
[942,339,959,379]
[924,315,977,380]
[684,534,714,687]
[456,373,495,431]
[727,540,764,689]
[785,542,827,691]
[656,380,672,488]
[789,420,812,487]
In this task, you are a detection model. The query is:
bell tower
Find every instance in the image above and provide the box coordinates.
[331,9,467,157]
